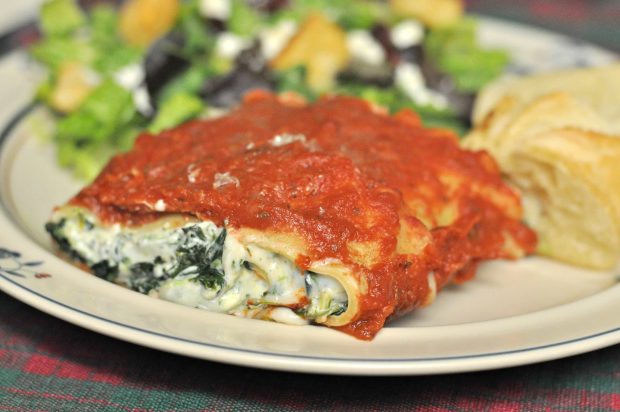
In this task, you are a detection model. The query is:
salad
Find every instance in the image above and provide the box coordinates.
[30,0,509,181]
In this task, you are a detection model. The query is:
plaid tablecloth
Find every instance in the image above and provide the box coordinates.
[1,292,619,411]
[1,1,619,411]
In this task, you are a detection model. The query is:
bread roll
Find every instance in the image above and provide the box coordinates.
[472,64,620,135]
[464,71,620,269]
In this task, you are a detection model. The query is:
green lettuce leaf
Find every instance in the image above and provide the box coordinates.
[39,0,85,36]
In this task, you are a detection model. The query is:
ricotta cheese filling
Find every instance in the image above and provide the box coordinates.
[46,208,348,325]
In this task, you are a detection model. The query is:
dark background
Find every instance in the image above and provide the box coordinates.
[466,0,620,52]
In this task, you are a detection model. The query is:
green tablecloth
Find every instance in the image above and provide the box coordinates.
[1,1,619,410]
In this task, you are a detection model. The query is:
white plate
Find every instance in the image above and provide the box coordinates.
[0,0,43,34]
[1,18,619,376]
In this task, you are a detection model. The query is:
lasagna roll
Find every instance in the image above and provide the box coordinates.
[47,93,535,339]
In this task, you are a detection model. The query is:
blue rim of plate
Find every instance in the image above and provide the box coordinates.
[2,267,620,365]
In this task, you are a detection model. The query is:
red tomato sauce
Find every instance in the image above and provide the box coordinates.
[71,92,536,339]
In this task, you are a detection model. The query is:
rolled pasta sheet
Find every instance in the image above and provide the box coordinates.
[47,93,536,339]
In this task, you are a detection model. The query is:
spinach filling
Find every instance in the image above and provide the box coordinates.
[128,261,160,293]
[46,217,226,294]
[303,272,348,319]
[45,218,86,263]
[168,227,226,290]
[47,213,348,322]
[126,226,226,293]
[91,260,119,282]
